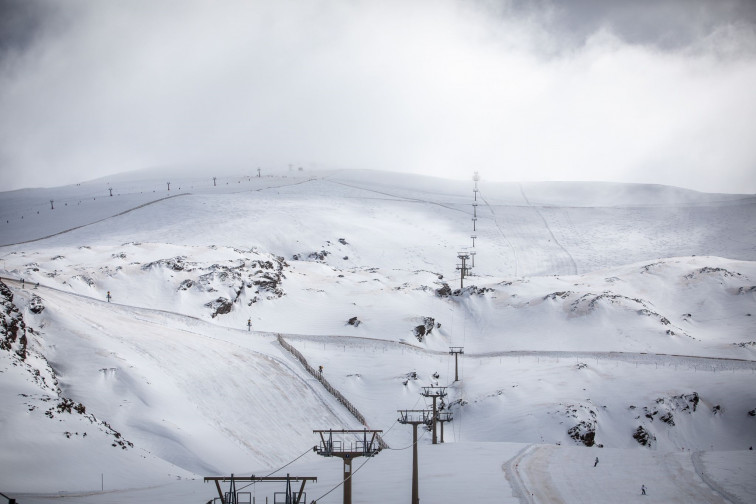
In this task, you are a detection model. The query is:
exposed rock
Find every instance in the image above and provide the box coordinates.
[142,256,190,271]
[1,280,28,360]
[309,251,329,261]
[633,426,656,447]
[71,275,95,287]
[568,421,596,447]
[685,267,740,279]
[453,285,494,296]
[544,291,573,301]
[29,294,45,314]
[205,297,233,318]
[435,283,452,297]
[413,317,435,342]
[660,412,675,425]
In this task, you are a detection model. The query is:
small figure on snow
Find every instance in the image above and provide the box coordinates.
[106,291,111,303]
[318,365,323,376]
[247,318,252,331]
[641,484,646,495]
[21,278,25,288]
[35,282,39,289]
[594,456,599,467]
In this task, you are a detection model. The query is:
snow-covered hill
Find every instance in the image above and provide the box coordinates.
[1,169,755,503]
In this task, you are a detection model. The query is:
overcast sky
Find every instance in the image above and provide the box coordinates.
[1,0,755,193]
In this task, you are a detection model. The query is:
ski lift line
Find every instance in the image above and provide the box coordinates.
[324,180,470,215]
[381,393,425,438]
[205,446,321,492]
[386,424,431,451]
[0,193,193,248]
[263,445,317,480]
[310,453,375,504]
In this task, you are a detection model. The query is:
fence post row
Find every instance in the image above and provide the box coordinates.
[277,335,388,449]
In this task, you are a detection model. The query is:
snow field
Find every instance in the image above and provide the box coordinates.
[1,169,755,503]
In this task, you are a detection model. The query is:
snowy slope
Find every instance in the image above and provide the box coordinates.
[1,168,755,503]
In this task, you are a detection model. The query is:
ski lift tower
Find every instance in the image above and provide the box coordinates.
[420,386,447,445]
[449,346,464,382]
[436,411,454,443]
[314,429,383,504]
[456,252,471,289]
[397,410,433,504]
[473,171,480,201]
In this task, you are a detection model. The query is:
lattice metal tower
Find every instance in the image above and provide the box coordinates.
[456,252,470,289]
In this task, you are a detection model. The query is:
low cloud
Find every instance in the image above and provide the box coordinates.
[1,0,755,193]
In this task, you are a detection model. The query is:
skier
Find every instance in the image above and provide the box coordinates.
[106,291,111,303]
[318,365,323,376]
[594,456,599,467]
[641,484,646,495]
[247,318,252,331]
[21,278,25,288]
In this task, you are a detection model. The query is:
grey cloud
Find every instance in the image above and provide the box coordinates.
[1,0,755,193]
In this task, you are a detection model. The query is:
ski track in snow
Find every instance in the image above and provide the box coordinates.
[503,444,536,504]
[692,451,745,504]
[480,192,520,277]
[518,184,579,276]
